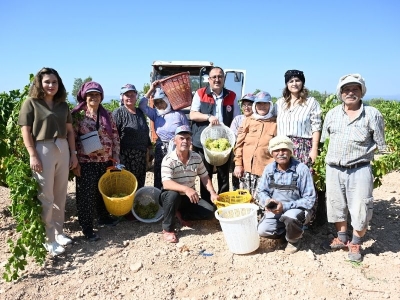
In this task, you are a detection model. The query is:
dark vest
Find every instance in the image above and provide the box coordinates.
[191,86,236,148]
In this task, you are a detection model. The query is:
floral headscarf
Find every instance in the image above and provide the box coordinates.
[71,81,113,137]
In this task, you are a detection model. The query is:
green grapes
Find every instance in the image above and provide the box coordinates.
[134,202,159,219]
[205,138,231,152]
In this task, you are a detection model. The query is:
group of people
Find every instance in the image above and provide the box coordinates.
[18,66,385,263]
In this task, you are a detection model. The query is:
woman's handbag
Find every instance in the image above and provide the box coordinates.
[80,110,103,155]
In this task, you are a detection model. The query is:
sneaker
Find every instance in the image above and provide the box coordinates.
[85,232,100,242]
[98,217,119,227]
[285,240,301,254]
[55,234,72,246]
[44,242,65,256]
[348,242,362,262]
[321,237,348,251]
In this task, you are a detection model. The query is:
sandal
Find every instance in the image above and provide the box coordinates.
[162,230,178,243]
[175,211,193,228]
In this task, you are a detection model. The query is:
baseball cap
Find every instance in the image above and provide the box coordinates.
[240,93,256,102]
[175,125,192,136]
[254,91,272,103]
[153,88,166,100]
[120,84,137,95]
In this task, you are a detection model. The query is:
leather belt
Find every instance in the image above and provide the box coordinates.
[332,162,370,169]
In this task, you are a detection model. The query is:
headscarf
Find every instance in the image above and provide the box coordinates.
[156,97,172,116]
[71,81,113,137]
[284,70,305,84]
[153,88,172,116]
[252,91,274,120]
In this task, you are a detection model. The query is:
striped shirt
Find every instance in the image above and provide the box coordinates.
[321,103,386,166]
[276,97,322,138]
[161,150,208,194]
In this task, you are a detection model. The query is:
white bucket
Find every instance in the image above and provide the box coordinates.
[215,203,260,254]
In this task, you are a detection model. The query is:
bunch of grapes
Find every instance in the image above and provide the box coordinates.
[205,138,231,152]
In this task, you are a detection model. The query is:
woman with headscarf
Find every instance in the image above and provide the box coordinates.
[276,70,322,166]
[229,93,255,190]
[71,81,120,242]
[138,81,189,189]
[233,91,277,199]
[18,67,78,256]
[112,83,152,190]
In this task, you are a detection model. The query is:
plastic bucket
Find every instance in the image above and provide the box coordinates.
[200,124,236,166]
[131,187,163,223]
[215,203,260,254]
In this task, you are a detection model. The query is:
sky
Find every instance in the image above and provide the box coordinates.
[1,0,399,102]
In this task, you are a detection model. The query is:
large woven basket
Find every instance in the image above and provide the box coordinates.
[215,189,253,209]
[200,124,236,166]
[159,72,192,110]
[98,169,138,216]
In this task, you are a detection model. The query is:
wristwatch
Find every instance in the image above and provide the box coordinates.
[207,114,211,121]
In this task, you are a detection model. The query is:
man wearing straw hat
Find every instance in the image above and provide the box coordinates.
[190,66,240,204]
[159,125,219,243]
[257,136,316,254]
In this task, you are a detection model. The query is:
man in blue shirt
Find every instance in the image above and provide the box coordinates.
[257,136,316,254]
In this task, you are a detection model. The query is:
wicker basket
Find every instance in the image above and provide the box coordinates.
[159,72,192,110]
[131,187,163,223]
[215,189,253,209]
[200,124,236,166]
[98,169,138,216]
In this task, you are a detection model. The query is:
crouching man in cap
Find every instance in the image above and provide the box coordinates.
[321,74,386,262]
[257,136,316,254]
[159,125,219,243]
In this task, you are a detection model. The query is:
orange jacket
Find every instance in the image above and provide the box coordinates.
[234,116,277,176]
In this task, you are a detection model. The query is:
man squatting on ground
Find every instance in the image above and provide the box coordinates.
[257,135,316,254]
[321,74,386,262]
[159,125,219,243]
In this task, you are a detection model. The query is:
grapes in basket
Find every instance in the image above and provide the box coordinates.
[205,138,231,152]
[134,202,159,219]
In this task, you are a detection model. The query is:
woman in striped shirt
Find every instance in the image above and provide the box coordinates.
[276,70,322,167]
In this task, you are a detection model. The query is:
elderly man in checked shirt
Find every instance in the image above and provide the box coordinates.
[320,74,386,262]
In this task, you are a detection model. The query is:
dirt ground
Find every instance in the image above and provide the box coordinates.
[0,171,400,300]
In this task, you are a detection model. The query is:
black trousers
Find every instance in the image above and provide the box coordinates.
[192,146,230,203]
[159,190,215,232]
[76,161,112,235]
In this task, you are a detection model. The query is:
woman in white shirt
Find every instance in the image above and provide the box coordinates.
[276,70,322,167]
